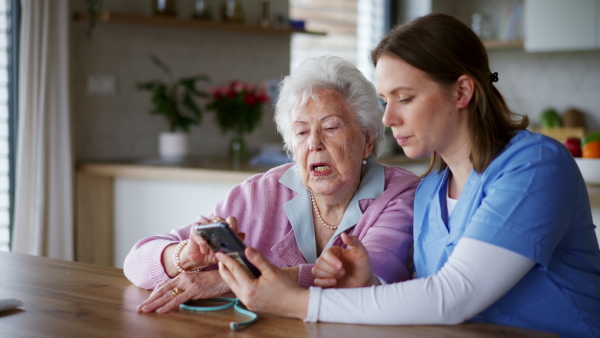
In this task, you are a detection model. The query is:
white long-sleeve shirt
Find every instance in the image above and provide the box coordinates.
[305,237,534,325]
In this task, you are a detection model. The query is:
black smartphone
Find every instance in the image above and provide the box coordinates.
[194,222,261,278]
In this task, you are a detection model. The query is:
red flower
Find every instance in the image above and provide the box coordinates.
[231,80,245,93]
[257,92,268,103]
[244,93,256,105]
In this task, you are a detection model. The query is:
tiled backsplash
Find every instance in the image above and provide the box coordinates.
[489,49,600,131]
[71,18,600,161]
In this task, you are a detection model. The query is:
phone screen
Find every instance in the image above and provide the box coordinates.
[194,222,261,278]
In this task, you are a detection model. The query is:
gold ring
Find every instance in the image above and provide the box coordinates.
[171,287,183,296]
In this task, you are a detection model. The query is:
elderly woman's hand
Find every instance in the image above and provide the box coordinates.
[137,270,230,313]
[163,216,240,277]
[217,247,310,319]
[312,233,380,288]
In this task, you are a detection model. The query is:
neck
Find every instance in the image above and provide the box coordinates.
[440,124,472,199]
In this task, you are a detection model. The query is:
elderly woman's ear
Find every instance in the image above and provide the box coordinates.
[363,134,375,159]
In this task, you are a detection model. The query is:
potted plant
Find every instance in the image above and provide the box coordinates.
[205,80,269,167]
[136,54,210,161]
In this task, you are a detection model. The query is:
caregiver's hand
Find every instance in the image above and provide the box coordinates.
[137,270,230,313]
[312,233,380,288]
[217,246,309,320]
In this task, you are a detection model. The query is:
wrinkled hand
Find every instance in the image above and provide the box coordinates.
[179,216,240,271]
[137,270,230,313]
[312,233,378,288]
[217,247,309,320]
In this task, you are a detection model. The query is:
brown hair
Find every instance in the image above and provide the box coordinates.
[371,13,528,175]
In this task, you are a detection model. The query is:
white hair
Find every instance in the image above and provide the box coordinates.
[274,56,385,159]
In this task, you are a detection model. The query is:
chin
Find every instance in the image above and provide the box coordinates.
[402,148,430,160]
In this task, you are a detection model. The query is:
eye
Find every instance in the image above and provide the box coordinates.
[400,96,414,104]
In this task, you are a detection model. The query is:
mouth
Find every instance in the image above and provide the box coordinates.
[310,163,332,175]
[394,134,410,146]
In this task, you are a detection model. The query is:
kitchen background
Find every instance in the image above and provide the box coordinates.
[70,0,600,161]
[66,0,600,266]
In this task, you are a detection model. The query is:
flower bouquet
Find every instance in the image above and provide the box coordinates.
[206,81,269,164]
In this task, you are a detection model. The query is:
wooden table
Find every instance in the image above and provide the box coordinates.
[0,252,555,337]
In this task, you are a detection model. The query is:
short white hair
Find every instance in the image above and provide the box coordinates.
[274,56,385,158]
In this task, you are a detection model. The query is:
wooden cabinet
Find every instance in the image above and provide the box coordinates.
[524,0,599,52]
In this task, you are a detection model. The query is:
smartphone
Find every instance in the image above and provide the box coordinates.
[194,222,261,278]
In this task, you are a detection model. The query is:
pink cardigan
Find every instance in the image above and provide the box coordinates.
[124,161,419,290]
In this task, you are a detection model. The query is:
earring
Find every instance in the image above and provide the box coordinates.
[362,159,367,165]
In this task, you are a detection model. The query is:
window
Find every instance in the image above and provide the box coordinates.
[289,0,387,83]
[0,0,16,252]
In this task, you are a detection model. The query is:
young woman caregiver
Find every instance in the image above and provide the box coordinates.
[215,13,600,337]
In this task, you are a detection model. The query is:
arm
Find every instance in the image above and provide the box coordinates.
[123,215,226,290]
[306,237,534,324]
[357,168,418,284]
[217,237,534,323]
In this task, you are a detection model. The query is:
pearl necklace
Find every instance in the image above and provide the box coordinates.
[310,192,339,229]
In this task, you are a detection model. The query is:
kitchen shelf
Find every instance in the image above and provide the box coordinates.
[73,11,327,37]
[483,39,524,50]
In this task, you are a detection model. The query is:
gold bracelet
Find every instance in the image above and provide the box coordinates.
[173,240,202,273]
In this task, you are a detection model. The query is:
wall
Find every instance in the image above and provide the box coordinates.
[490,49,600,130]
[398,0,600,131]
[70,0,290,161]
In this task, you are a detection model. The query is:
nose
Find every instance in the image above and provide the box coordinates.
[381,103,400,127]
[308,131,324,151]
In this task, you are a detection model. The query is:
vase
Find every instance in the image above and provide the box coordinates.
[159,131,188,162]
[152,0,177,16]
[221,0,244,23]
[229,128,248,170]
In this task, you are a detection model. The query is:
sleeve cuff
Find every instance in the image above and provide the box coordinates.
[297,264,315,288]
[375,274,387,285]
[304,286,322,322]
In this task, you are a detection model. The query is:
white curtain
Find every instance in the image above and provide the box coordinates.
[12,0,73,260]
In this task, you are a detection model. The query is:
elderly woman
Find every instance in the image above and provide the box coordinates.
[124,56,420,313]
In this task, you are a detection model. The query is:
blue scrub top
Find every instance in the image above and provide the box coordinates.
[413,130,600,338]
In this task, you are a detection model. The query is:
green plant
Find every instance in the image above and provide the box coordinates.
[137,55,210,132]
[85,0,105,38]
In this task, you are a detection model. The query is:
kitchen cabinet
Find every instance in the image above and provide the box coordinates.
[403,0,525,51]
[524,0,599,52]
[75,156,429,267]
[408,0,600,52]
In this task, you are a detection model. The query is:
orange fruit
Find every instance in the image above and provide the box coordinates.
[582,141,600,158]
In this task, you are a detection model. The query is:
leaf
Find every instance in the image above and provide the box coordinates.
[149,54,172,77]
[182,93,202,120]
[138,55,211,132]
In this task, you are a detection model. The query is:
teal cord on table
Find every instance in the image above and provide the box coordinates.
[179,297,258,330]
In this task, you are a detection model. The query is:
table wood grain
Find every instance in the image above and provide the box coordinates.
[0,252,556,337]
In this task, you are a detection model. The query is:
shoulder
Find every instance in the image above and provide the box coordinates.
[382,164,421,189]
[487,130,576,178]
[241,163,295,186]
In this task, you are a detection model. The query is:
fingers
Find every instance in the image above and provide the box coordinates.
[313,277,338,287]
[340,232,361,248]
[245,247,272,273]
[313,247,345,278]
[138,280,190,313]
[217,253,243,293]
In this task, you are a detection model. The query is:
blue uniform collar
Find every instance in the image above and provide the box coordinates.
[279,158,384,263]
